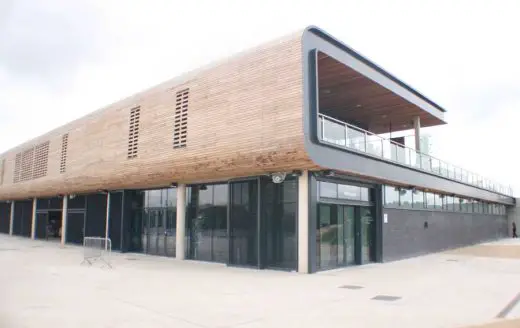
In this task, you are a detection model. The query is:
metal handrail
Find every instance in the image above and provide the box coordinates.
[318,113,513,197]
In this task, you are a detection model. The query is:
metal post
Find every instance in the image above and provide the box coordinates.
[30,198,37,239]
[413,116,421,152]
[61,196,68,246]
[321,116,325,141]
[105,192,111,251]
[9,201,14,235]
[176,184,186,260]
[344,124,348,148]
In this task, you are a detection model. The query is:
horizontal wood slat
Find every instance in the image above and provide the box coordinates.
[0,31,316,200]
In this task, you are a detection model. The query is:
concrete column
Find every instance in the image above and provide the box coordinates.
[61,196,68,246]
[9,201,14,235]
[176,184,186,260]
[30,198,37,239]
[298,171,310,273]
[413,116,421,152]
[105,192,111,250]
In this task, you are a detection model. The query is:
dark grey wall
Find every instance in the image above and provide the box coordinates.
[382,207,508,262]
[85,194,107,237]
[0,203,10,233]
[13,200,32,237]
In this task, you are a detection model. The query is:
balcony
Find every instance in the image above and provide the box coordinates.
[318,113,514,197]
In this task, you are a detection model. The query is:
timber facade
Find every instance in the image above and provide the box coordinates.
[0,26,514,273]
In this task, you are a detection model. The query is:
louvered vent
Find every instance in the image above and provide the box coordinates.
[12,140,51,183]
[0,158,5,185]
[13,153,21,183]
[60,133,69,173]
[127,106,141,159]
[20,148,34,182]
[33,141,49,179]
[173,89,189,149]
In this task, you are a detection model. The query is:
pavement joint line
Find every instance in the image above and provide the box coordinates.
[496,292,520,319]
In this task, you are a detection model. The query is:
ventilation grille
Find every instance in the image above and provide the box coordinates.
[33,141,50,179]
[13,153,21,183]
[127,106,141,159]
[20,148,34,182]
[0,158,5,185]
[12,141,50,183]
[173,89,189,149]
[60,134,69,173]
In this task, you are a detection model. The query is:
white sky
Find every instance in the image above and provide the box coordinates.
[1,0,519,194]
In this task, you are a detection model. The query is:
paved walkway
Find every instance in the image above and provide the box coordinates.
[1,235,520,328]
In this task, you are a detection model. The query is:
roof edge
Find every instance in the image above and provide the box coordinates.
[303,25,447,113]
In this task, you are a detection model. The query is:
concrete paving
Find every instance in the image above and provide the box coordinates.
[1,235,520,328]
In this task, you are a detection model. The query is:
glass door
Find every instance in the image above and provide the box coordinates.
[165,209,176,257]
[359,207,375,263]
[229,180,258,267]
[317,203,374,270]
[339,205,356,265]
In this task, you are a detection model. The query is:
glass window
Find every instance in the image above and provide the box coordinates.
[474,201,481,213]
[434,194,443,210]
[187,183,229,263]
[213,184,228,205]
[146,189,163,208]
[444,196,453,211]
[453,197,460,212]
[412,190,424,208]
[198,186,214,208]
[425,192,435,209]
[319,182,337,198]
[166,188,177,207]
[338,184,361,200]
[360,187,369,202]
[460,198,467,212]
[399,188,412,207]
[384,186,399,206]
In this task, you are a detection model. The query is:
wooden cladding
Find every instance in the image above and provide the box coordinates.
[13,141,50,183]
[60,134,69,173]
[173,89,189,149]
[0,158,4,185]
[127,106,141,159]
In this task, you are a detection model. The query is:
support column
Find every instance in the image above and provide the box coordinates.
[298,171,310,273]
[30,198,37,239]
[413,116,421,152]
[176,184,186,260]
[105,192,111,250]
[9,201,14,235]
[61,196,68,246]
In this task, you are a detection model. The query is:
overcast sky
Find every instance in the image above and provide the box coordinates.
[1,0,519,193]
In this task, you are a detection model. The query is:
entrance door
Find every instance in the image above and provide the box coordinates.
[142,209,174,257]
[317,204,374,270]
[338,205,356,265]
[229,180,258,267]
[359,207,375,264]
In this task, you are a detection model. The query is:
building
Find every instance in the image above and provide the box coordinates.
[0,26,515,273]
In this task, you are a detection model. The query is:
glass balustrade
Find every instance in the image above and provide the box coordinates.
[318,114,513,196]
